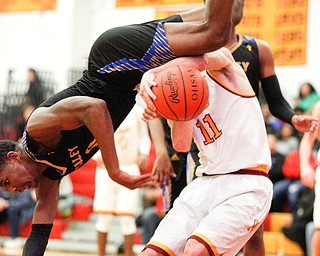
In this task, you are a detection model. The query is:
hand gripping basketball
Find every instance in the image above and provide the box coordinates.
[152,64,209,121]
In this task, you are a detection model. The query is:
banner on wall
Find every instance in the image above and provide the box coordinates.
[0,0,56,12]
[154,0,308,66]
[117,0,201,6]
[236,0,307,66]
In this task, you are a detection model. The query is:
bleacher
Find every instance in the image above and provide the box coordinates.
[263,212,304,256]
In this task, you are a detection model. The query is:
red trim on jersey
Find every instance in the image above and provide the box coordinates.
[203,169,269,178]
[189,235,217,256]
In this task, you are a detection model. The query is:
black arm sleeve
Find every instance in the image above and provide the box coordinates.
[22,224,53,256]
[261,75,295,125]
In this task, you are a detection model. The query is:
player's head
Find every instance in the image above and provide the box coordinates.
[0,140,18,171]
[0,140,36,193]
[232,0,244,26]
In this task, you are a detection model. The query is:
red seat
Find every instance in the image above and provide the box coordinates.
[69,159,97,200]
[69,159,96,220]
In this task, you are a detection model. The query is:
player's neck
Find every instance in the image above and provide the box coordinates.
[225,33,238,50]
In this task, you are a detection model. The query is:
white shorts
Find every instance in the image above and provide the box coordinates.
[93,164,140,216]
[145,174,273,256]
[313,159,320,228]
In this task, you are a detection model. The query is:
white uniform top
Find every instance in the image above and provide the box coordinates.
[194,71,271,177]
[114,104,151,166]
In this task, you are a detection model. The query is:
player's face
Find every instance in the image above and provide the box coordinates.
[0,160,38,194]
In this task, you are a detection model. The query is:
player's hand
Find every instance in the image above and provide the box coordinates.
[110,170,156,190]
[152,151,176,188]
[300,165,316,189]
[292,115,318,136]
[142,106,160,122]
[138,71,157,112]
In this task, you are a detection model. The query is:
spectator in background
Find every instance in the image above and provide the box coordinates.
[261,102,283,134]
[93,104,151,256]
[295,82,320,113]
[271,150,317,213]
[0,189,36,248]
[24,68,44,108]
[276,123,300,157]
[300,101,320,256]
[268,133,286,184]
[137,187,165,245]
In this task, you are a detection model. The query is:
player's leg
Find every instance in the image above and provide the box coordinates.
[312,229,320,255]
[184,238,210,256]
[165,0,234,56]
[190,175,272,256]
[117,165,140,256]
[242,225,265,256]
[119,215,137,256]
[95,214,113,256]
[312,167,320,255]
[93,167,116,256]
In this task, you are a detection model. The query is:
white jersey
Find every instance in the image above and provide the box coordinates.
[114,104,151,166]
[194,71,271,176]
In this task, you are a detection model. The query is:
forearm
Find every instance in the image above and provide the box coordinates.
[261,75,295,124]
[22,224,52,256]
[84,101,120,177]
[171,120,193,152]
[148,118,167,155]
[299,134,314,169]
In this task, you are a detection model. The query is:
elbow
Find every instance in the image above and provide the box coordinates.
[173,140,191,153]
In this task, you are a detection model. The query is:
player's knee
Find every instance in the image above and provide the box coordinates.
[138,248,161,256]
[184,238,210,256]
[119,215,137,235]
[95,214,112,233]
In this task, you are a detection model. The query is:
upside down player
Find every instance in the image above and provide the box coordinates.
[139,47,274,256]
[0,1,236,255]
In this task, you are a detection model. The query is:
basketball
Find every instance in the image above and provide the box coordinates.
[152,64,209,121]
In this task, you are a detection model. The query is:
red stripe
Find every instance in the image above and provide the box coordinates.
[203,169,269,178]
[189,235,216,256]
[144,244,171,256]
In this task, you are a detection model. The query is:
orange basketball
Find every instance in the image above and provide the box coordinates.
[152,64,209,121]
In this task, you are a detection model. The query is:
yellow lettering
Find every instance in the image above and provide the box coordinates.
[68,145,84,169]
[241,62,250,72]
[72,155,83,169]
[69,147,80,158]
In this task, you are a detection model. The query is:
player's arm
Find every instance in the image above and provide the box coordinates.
[257,39,318,134]
[22,176,60,256]
[148,118,176,187]
[299,102,320,189]
[168,119,194,152]
[137,109,152,174]
[28,96,154,190]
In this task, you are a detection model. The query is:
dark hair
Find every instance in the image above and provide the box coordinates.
[0,140,18,170]
[299,82,317,98]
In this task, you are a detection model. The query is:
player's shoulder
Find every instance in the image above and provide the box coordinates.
[240,34,272,56]
[240,34,270,49]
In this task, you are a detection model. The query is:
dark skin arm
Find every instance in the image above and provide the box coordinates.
[27,96,154,190]
[32,177,60,224]
[257,39,318,135]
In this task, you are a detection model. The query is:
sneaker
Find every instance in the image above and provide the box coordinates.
[3,238,24,248]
